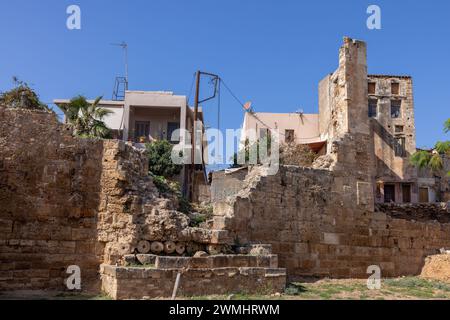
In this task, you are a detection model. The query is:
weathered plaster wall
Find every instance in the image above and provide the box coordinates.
[368,75,418,203]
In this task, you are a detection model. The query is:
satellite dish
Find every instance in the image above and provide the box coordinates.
[243,101,252,111]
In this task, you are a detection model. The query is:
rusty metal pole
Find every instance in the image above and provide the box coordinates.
[190,71,201,200]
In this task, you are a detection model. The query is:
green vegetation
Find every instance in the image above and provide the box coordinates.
[146,140,183,177]
[411,118,450,176]
[59,95,112,138]
[0,77,50,111]
[188,277,450,300]
[145,140,190,213]
[231,136,272,168]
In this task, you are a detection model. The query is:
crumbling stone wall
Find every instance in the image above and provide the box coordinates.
[212,38,450,280]
[213,165,450,279]
[0,106,220,293]
[0,107,104,291]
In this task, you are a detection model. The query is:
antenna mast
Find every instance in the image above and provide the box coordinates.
[111,41,129,100]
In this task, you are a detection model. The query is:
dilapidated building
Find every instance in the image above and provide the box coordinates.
[241,38,449,204]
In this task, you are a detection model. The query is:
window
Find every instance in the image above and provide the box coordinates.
[368,82,376,94]
[384,184,396,203]
[259,128,269,139]
[395,125,404,133]
[391,100,401,118]
[285,130,295,143]
[135,121,150,142]
[167,122,180,143]
[402,184,411,203]
[368,99,378,118]
[391,82,400,95]
[394,137,406,157]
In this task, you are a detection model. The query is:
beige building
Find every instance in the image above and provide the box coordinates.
[241,37,448,204]
[241,112,326,153]
[54,91,205,144]
[54,90,208,198]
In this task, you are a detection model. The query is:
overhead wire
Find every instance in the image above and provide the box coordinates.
[219,78,322,141]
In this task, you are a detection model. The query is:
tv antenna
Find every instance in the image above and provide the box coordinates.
[111,41,129,100]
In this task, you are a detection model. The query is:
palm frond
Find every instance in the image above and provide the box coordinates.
[429,154,444,172]
[445,118,450,133]
[92,96,103,107]
[435,141,450,155]
[410,150,432,169]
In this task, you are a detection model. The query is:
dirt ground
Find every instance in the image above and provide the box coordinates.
[2,276,450,300]
[191,277,450,300]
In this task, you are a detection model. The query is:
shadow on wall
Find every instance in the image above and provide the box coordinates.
[0,106,105,293]
[371,118,415,181]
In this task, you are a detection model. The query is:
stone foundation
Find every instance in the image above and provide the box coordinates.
[101,252,286,299]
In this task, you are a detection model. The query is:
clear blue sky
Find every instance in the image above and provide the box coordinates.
[0,0,449,148]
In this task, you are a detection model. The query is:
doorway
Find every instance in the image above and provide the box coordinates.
[402,184,411,203]
[419,187,429,203]
[384,184,396,203]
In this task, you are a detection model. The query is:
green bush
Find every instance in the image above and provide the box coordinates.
[0,77,49,111]
[145,140,182,177]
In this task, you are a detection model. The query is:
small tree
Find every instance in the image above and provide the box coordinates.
[230,136,272,168]
[60,95,112,138]
[0,77,49,111]
[411,119,450,176]
[145,140,182,177]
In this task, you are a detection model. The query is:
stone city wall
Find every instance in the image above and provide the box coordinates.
[0,107,104,291]
[0,107,219,292]
[213,165,450,279]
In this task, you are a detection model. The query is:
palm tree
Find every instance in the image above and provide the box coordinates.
[60,95,112,138]
[411,119,450,176]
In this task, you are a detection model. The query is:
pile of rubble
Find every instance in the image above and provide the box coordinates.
[376,203,450,223]
[421,252,450,283]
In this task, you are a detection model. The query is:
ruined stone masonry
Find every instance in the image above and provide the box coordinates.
[211,37,450,279]
[0,106,285,297]
[1,37,450,299]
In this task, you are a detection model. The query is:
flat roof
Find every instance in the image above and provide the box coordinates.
[53,99,124,106]
[368,74,412,79]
